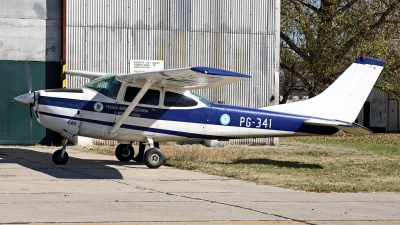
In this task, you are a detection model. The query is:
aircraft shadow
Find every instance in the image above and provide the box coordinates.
[0,147,142,179]
[232,158,323,169]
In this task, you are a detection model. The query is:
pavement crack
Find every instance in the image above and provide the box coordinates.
[105,181,316,225]
[168,193,317,225]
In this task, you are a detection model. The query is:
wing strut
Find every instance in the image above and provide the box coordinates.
[107,79,155,136]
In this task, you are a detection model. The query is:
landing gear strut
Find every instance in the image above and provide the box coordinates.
[52,139,69,165]
[132,142,146,162]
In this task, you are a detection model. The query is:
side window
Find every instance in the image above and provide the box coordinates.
[124,87,160,105]
[164,91,198,107]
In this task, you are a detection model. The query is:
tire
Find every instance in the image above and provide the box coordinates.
[115,144,134,162]
[52,149,69,165]
[144,147,165,169]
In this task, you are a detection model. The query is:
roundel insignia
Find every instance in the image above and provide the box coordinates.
[94,102,104,112]
[220,114,230,125]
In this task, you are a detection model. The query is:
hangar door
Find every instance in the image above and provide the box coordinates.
[388,100,399,132]
[0,61,61,145]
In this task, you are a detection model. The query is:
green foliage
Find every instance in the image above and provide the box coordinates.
[280,0,400,100]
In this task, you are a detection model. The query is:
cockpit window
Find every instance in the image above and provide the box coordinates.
[124,86,160,105]
[164,91,198,107]
[84,75,121,100]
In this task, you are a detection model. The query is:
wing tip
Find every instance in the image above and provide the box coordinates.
[191,67,251,78]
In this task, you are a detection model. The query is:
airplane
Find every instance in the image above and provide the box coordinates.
[14,53,386,168]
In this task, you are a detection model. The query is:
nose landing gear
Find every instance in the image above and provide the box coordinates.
[52,139,69,165]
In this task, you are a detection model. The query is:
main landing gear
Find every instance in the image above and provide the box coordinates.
[115,138,165,169]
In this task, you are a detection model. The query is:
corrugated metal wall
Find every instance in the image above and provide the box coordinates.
[66,0,280,145]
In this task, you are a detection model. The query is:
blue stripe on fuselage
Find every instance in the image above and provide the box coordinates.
[38,96,338,135]
[38,111,231,139]
[207,103,338,135]
[39,96,83,109]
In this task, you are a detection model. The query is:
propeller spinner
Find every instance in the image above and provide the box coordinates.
[14,92,34,105]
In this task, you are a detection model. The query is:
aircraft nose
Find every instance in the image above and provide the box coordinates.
[14,92,34,105]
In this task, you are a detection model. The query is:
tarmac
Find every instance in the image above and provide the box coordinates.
[0,146,399,225]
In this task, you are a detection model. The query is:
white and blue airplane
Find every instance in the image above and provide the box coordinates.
[14,54,386,168]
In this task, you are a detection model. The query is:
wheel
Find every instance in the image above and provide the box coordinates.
[52,149,69,165]
[115,144,134,162]
[144,147,165,169]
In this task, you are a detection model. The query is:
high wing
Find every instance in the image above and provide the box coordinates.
[116,67,251,89]
[65,67,250,89]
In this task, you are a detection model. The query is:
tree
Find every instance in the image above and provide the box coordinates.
[280,0,400,101]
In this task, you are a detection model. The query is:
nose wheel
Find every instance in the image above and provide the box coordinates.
[52,150,69,164]
[52,139,69,165]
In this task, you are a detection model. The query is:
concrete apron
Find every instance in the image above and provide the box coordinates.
[0,146,399,224]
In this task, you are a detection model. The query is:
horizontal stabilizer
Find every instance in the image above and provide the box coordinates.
[304,119,372,134]
[338,123,372,134]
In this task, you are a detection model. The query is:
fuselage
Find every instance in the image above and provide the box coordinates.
[32,77,337,143]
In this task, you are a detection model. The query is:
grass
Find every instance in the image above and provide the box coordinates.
[71,133,400,193]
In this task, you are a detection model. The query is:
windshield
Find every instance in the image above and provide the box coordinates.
[84,75,121,100]
[189,91,211,105]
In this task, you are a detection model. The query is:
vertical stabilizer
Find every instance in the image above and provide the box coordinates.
[263,55,386,123]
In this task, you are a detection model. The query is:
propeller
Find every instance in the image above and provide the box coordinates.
[24,60,33,142]
[25,60,32,93]
[14,60,36,143]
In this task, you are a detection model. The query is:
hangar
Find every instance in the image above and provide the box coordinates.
[0,0,280,145]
